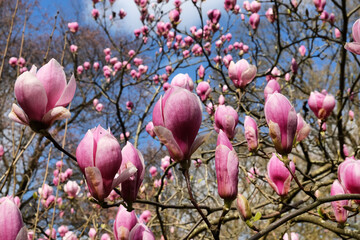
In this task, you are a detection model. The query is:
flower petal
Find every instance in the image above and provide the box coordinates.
[14,72,47,121]
[36,59,66,112]
[8,103,29,125]
[85,167,105,201]
[55,74,76,107]
[153,126,184,161]
[41,106,71,127]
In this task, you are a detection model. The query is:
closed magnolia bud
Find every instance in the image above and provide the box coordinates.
[198,65,205,78]
[214,105,238,140]
[296,113,310,142]
[299,45,306,56]
[0,197,27,240]
[308,90,335,120]
[249,13,260,30]
[152,87,202,163]
[330,180,348,224]
[76,125,136,201]
[236,194,252,221]
[264,93,297,155]
[113,205,138,240]
[215,130,239,202]
[228,59,257,89]
[68,22,79,33]
[196,81,211,101]
[63,181,80,198]
[119,142,145,205]
[266,153,295,196]
[244,116,258,151]
[146,121,156,138]
[313,0,326,12]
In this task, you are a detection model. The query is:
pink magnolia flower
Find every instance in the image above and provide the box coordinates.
[249,13,260,29]
[146,121,156,138]
[243,1,251,11]
[215,130,239,203]
[161,156,171,171]
[330,180,348,223]
[266,8,275,23]
[196,81,211,101]
[83,62,90,70]
[95,103,103,112]
[58,225,69,237]
[264,80,281,101]
[308,90,336,120]
[38,184,53,200]
[291,58,298,74]
[218,95,225,105]
[45,228,56,240]
[313,0,326,12]
[9,59,76,132]
[223,54,233,68]
[298,45,306,56]
[169,9,180,25]
[101,233,111,240]
[207,9,221,24]
[119,9,127,19]
[139,210,152,223]
[9,57,17,67]
[244,116,258,151]
[0,197,27,240]
[228,59,257,89]
[349,110,354,121]
[266,153,295,196]
[338,157,360,203]
[76,125,137,201]
[64,231,77,240]
[152,87,203,163]
[92,9,99,20]
[64,181,80,198]
[126,101,134,111]
[296,114,310,142]
[114,205,138,240]
[246,167,260,182]
[103,48,111,56]
[170,73,194,91]
[77,65,84,75]
[0,145,4,158]
[93,62,100,71]
[68,22,79,33]
[89,228,96,240]
[283,233,299,240]
[119,142,145,206]
[224,0,236,12]
[264,93,297,155]
[129,223,155,240]
[18,57,26,67]
[285,73,291,81]
[250,1,261,13]
[214,105,238,140]
[265,67,280,81]
[345,19,360,55]
[335,28,341,38]
[149,166,157,177]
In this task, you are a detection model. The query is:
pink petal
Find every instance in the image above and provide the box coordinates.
[36,59,66,112]
[85,167,105,201]
[41,106,71,127]
[344,42,360,55]
[55,74,76,107]
[8,103,29,125]
[111,162,138,188]
[153,126,184,161]
[14,72,47,121]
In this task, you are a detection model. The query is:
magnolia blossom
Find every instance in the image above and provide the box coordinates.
[9,59,76,132]
[345,19,360,55]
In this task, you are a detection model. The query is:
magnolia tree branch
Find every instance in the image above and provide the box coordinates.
[248,194,360,240]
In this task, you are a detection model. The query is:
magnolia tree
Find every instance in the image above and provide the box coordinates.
[0,0,360,239]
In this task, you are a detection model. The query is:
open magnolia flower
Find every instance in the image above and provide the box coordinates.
[9,58,76,132]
